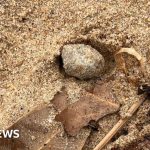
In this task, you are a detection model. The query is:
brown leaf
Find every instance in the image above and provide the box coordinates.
[51,87,68,111]
[40,128,90,150]
[0,138,26,150]
[0,103,90,150]
[0,105,61,150]
[93,81,114,100]
[93,80,116,103]
[55,92,120,136]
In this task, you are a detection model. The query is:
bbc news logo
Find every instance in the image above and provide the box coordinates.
[0,130,20,138]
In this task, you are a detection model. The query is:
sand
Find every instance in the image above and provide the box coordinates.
[0,0,150,149]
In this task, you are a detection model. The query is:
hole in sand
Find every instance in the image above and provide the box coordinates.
[57,38,117,80]
[55,54,68,78]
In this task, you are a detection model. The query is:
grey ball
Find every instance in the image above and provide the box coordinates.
[61,44,105,79]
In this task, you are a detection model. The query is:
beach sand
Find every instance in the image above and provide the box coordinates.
[0,0,150,149]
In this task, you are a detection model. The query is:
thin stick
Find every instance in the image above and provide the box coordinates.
[93,98,145,150]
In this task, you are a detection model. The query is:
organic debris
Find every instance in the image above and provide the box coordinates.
[51,87,68,111]
[39,128,90,150]
[55,92,119,136]
[115,48,145,74]
[0,104,90,150]
[93,84,149,150]
[93,80,117,103]
[138,84,150,97]
[93,48,148,150]
[0,105,62,150]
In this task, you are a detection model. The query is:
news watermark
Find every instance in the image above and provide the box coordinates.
[0,130,20,138]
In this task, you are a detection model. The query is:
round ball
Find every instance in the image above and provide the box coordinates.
[61,44,105,79]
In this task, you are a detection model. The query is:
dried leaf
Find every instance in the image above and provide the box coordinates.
[0,105,61,150]
[0,103,90,150]
[55,92,120,136]
[93,80,117,103]
[115,48,145,74]
[51,87,68,111]
[0,138,26,150]
[40,128,90,150]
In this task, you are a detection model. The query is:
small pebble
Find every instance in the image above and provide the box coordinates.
[61,44,105,79]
